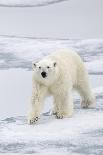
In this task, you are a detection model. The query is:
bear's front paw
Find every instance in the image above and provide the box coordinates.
[27,113,40,124]
[28,117,39,124]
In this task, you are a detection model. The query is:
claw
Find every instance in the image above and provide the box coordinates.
[35,117,38,121]
[28,117,39,124]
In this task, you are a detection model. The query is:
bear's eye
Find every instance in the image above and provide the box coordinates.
[39,66,41,69]
[47,66,50,69]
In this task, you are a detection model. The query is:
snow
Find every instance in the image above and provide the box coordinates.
[86,60,103,74]
[0,80,103,154]
[0,36,103,154]
[0,0,68,7]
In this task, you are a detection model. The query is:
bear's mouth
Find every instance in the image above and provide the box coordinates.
[41,72,47,78]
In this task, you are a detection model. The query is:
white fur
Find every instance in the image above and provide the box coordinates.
[28,50,95,124]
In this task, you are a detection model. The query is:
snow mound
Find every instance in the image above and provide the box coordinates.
[0,0,68,7]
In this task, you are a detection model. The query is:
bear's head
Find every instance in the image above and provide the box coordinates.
[32,59,59,86]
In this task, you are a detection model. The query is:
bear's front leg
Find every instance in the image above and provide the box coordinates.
[28,97,42,124]
[54,90,74,119]
[27,83,47,124]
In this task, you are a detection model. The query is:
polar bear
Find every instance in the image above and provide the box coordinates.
[28,50,95,124]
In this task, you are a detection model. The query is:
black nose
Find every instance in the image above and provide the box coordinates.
[41,72,47,78]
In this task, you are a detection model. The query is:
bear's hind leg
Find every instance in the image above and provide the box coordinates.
[77,73,95,108]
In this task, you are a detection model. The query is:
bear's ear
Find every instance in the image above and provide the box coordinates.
[32,63,36,69]
[53,62,57,67]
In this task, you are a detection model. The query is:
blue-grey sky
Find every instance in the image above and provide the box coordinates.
[0,0,103,39]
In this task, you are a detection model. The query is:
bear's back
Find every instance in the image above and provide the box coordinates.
[48,50,85,86]
[49,50,83,72]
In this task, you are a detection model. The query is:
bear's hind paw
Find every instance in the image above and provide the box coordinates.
[56,112,67,119]
[56,111,73,119]
[81,98,96,109]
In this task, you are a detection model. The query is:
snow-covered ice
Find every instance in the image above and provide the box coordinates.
[0,35,103,154]
[0,35,103,74]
